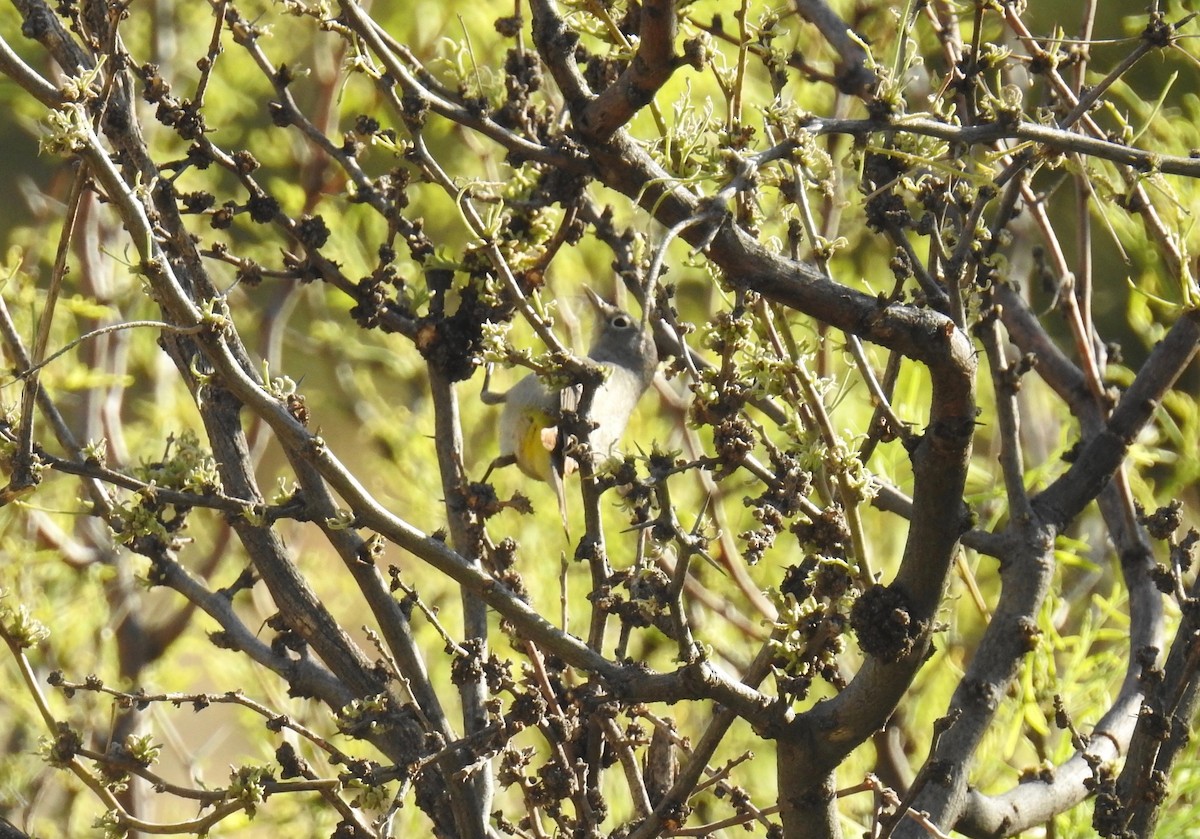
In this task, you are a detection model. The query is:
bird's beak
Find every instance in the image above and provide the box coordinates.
[583,285,608,313]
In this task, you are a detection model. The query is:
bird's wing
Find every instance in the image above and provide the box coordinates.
[553,382,583,477]
[557,381,582,414]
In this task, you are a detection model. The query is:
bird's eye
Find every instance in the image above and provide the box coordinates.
[612,315,632,329]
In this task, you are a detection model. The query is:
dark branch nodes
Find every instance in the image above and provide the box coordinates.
[849,584,926,664]
[1140,501,1199,604]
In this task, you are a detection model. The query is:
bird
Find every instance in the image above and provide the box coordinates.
[487,286,657,527]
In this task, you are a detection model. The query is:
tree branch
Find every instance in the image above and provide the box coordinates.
[579,0,680,139]
[792,0,877,96]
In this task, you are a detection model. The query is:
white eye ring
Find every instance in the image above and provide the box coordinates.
[612,315,633,329]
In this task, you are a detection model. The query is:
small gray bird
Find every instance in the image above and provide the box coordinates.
[490,287,657,524]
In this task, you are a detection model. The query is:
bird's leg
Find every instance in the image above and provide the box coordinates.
[479,362,507,406]
[480,453,516,483]
[480,363,514,482]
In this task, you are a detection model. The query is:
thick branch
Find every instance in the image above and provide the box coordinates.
[428,357,492,838]
[1034,310,1200,528]
[1115,570,1200,836]
[778,758,840,839]
[892,524,1056,838]
[579,0,679,139]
